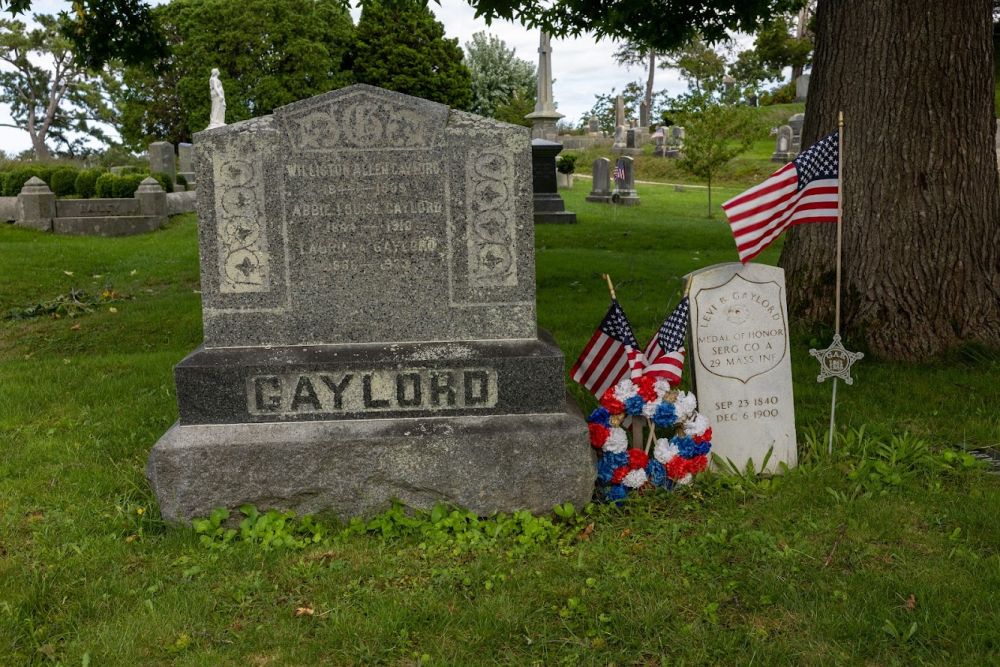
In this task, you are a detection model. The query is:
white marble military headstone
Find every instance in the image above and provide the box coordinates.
[688,263,797,472]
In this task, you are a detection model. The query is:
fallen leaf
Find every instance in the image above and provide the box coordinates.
[577,523,595,541]
[25,510,45,522]
[906,594,916,611]
[620,528,632,538]
[70,323,81,331]
[92,274,102,279]
[63,270,74,276]
[108,307,118,313]
[130,269,138,276]
[125,534,140,543]
[294,607,315,617]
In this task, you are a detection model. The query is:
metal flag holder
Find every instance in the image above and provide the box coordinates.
[808,111,864,455]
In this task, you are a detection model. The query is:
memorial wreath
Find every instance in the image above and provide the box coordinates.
[586,375,713,501]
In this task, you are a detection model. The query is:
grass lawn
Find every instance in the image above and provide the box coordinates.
[1,175,999,664]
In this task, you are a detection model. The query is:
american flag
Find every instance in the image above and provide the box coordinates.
[613,160,626,183]
[722,131,839,263]
[570,300,646,397]
[643,297,689,387]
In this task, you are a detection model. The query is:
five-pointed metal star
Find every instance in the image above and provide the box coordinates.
[809,333,864,385]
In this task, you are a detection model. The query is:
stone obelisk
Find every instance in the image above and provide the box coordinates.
[524,32,564,140]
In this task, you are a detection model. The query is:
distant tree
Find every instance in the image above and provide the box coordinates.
[753,12,813,83]
[112,0,355,150]
[612,41,663,122]
[354,0,472,110]
[493,88,534,127]
[463,31,534,120]
[0,14,114,159]
[662,35,728,96]
[674,91,757,217]
[584,81,643,134]
[728,48,781,101]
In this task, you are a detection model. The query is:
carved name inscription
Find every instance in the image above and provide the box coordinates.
[248,367,498,416]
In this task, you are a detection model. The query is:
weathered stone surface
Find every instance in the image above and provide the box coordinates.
[789,114,805,155]
[15,176,54,231]
[795,73,810,101]
[52,216,161,236]
[687,263,797,473]
[178,142,194,172]
[586,158,612,203]
[611,157,640,206]
[771,125,794,163]
[166,191,197,216]
[194,87,538,348]
[530,138,576,224]
[0,197,16,222]
[148,141,176,184]
[56,199,139,217]
[151,84,594,522]
[148,405,592,523]
[174,334,568,425]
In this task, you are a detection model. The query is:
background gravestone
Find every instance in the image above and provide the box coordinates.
[788,114,805,155]
[177,142,195,185]
[612,156,639,206]
[771,125,794,163]
[530,138,577,224]
[586,158,612,203]
[147,84,592,522]
[687,263,797,473]
[148,141,176,184]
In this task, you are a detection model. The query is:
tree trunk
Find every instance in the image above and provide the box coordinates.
[31,134,50,161]
[779,0,1000,360]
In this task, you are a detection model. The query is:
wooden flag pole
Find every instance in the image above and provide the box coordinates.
[601,274,642,449]
[827,111,845,456]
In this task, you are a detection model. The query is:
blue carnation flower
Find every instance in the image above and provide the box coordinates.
[605,484,627,502]
[596,456,619,484]
[624,395,646,416]
[673,435,697,458]
[694,441,711,456]
[652,402,677,428]
[603,451,629,468]
[646,459,667,487]
[587,406,611,426]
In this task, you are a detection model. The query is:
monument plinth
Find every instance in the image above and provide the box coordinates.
[147,85,593,523]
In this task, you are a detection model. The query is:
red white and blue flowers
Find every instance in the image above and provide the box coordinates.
[587,376,713,501]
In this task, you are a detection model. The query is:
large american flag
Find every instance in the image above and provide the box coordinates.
[570,300,646,397]
[722,131,839,263]
[643,297,689,387]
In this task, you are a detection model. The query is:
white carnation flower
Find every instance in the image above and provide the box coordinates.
[653,378,673,396]
[603,427,628,453]
[613,379,638,401]
[674,391,698,419]
[684,413,710,438]
[623,468,648,489]
[677,473,694,486]
[653,438,678,464]
[641,401,658,418]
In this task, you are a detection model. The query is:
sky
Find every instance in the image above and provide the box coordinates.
[0,0,693,156]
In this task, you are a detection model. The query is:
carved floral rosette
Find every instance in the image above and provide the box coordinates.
[586,376,713,502]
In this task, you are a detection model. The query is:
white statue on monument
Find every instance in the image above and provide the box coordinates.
[208,68,226,129]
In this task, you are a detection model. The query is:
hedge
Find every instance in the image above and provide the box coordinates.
[50,167,80,197]
[74,169,105,199]
[95,173,146,199]
[2,165,53,196]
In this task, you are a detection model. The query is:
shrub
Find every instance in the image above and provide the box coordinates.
[760,81,796,106]
[74,168,105,199]
[556,154,578,175]
[95,173,145,199]
[176,173,188,187]
[150,172,173,193]
[50,167,80,197]
[0,172,7,198]
[3,165,53,196]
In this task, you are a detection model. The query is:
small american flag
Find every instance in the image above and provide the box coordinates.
[722,131,839,263]
[571,300,646,397]
[643,297,689,387]
[613,160,626,183]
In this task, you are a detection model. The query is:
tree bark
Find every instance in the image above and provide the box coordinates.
[779,0,1000,360]
[645,52,655,116]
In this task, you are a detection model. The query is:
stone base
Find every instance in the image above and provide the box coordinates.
[147,405,595,523]
[611,192,640,207]
[771,153,793,163]
[534,211,578,224]
[585,194,612,203]
[52,215,163,236]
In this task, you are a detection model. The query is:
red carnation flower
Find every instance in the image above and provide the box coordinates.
[588,423,610,448]
[694,427,713,444]
[610,466,629,485]
[635,376,658,402]
[688,454,708,474]
[666,456,687,480]
[627,448,649,470]
[600,388,624,414]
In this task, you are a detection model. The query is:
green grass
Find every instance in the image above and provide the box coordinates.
[1,180,998,665]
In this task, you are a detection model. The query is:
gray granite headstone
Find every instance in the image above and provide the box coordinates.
[586,157,612,203]
[177,142,196,185]
[611,156,639,206]
[15,176,55,231]
[771,125,794,163]
[795,73,810,102]
[531,138,576,224]
[612,124,626,151]
[687,263,797,473]
[147,84,592,523]
[148,141,176,184]
[626,128,636,149]
[788,114,804,155]
[587,116,600,134]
